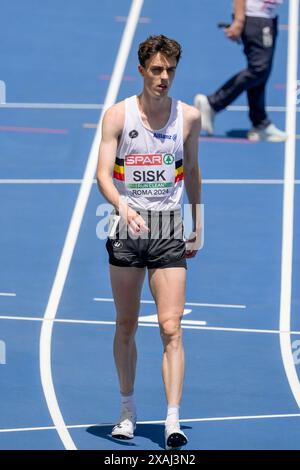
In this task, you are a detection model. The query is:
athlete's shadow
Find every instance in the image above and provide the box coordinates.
[199,129,251,141]
[86,423,192,449]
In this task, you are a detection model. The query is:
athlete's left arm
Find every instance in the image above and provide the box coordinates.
[183,106,202,258]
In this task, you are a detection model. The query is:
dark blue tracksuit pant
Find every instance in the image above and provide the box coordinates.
[208,15,278,128]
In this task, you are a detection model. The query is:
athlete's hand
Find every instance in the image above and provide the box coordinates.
[185,229,202,258]
[225,20,244,41]
[125,206,149,236]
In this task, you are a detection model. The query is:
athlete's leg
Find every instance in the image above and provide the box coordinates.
[149,266,187,448]
[148,267,186,406]
[110,264,146,395]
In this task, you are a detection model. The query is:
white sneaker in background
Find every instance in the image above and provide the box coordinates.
[194,94,215,135]
[247,123,287,142]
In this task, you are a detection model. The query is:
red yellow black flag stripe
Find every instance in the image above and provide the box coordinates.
[175,159,184,183]
[113,157,124,181]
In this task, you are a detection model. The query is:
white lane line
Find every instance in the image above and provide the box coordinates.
[1,413,300,433]
[227,105,300,112]
[138,413,300,424]
[279,0,300,409]
[0,315,207,328]
[115,15,151,24]
[1,179,300,185]
[202,179,298,185]
[0,316,116,325]
[1,102,299,112]
[279,23,300,31]
[138,323,300,335]
[0,425,57,433]
[180,320,207,326]
[184,302,245,309]
[93,297,246,309]
[0,103,103,109]
[0,292,16,297]
[2,315,300,335]
[39,0,144,451]
[0,179,84,184]
[139,308,192,322]
[138,309,207,325]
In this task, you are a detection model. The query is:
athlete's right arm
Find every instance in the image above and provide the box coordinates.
[96,105,149,235]
[96,104,124,210]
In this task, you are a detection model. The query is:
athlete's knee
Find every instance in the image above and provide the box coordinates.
[159,314,183,346]
[115,316,138,340]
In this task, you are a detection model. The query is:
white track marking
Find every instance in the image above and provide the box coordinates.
[1,315,300,335]
[1,102,300,112]
[279,23,300,31]
[0,292,16,297]
[0,103,103,109]
[1,179,300,185]
[93,297,246,309]
[0,425,57,433]
[279,0,300,409]
[184,301,245,309]
[181,319,207,326]
[227,105,300,112]
[115,15,151,24]
[202,180,299,185]
[138,308,192,322]
[0,179,84,184]
[0,316,117,325]
[39,0,144,451]
[1,413,300,433]
[138,323,300,335]
[138,309,207,325]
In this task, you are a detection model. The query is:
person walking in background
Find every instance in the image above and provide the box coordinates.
[194,0,286,141]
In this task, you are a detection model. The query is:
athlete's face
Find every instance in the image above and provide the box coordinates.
[138,52,177,97]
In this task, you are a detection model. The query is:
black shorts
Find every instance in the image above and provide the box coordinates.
[106,208,187,269]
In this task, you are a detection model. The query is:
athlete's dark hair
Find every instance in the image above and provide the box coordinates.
[138,35,182,68]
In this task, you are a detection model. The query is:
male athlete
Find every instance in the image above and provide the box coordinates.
[97,35,201,450]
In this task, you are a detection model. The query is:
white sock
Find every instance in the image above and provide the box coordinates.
[121,392,136,419]
[165,405,179,428]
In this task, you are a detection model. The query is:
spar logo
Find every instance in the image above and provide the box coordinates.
[125,154,163,166]
[164,154,174,165]
[125,153,175,166]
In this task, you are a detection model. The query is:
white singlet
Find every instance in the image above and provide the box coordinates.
[245,0,282,19]
[113,95,184,211]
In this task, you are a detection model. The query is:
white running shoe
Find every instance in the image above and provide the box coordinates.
[165,424,188,450]
[111,410,137,440]
[247,123,287,142]
[194,94,215,135]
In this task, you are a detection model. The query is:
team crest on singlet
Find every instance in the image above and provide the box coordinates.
[124,153,175,198]
[129,129,138,138]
